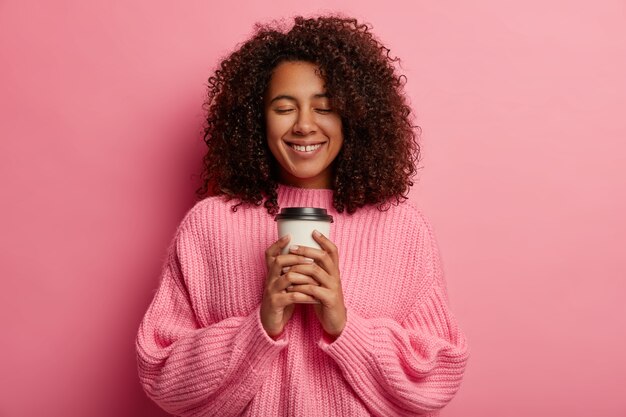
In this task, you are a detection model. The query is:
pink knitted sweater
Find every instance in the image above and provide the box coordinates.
[135,184,469,416]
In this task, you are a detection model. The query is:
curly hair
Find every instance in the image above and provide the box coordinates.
[196,15,421,215]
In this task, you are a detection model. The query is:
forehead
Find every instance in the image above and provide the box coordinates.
[266,61,327,97]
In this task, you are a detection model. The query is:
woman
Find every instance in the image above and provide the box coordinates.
[136,15,469,417]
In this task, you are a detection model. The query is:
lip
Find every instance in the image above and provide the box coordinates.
[284,140,327,146]
[284,140,327,158]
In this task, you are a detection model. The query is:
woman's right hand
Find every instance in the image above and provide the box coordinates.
[261,235,320,339]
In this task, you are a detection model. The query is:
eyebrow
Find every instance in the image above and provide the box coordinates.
[269,93,329,104]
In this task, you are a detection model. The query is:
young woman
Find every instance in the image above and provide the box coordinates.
[136,15,469,417]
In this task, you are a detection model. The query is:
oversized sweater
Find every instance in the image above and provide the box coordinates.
[135,184,470,417]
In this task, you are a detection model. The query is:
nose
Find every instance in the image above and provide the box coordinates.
[293,109,316,135]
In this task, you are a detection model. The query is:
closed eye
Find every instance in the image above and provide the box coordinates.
[274,108,294,114]
[316,108,333,114]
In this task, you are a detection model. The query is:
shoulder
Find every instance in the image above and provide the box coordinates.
[400,200,447,287]
[342,198,440,254]
[401,199,438,238]
[174,195,235,239]
[369,198,437,240]
[401,200,442,255]
[350,199,447,313]
[375,199,443,269]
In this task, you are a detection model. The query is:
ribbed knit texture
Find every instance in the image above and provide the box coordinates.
[135,184,470,417]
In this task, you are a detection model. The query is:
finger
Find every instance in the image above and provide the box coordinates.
[286,284,331,305]
[288,244,336,277]
[265,234,291,264]
[276,254,316,267]
[312,230,340,266]
[274,291,320,306]
[269,254,315,281]
[275,272,320,291]
[284,263,332,288]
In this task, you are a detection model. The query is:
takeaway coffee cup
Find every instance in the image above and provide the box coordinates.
[274,207,334,254]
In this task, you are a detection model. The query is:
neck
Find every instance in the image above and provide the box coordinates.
[278,180,332,190]
[277,170,333,190]
[277,183,335,210]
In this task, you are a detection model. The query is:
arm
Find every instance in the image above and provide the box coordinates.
[318,219,470,416]
[278,210,469,415]
[319,285,469,416]
[135,227,287,417]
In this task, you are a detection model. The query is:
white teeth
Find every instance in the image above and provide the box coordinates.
[290,143,323,152]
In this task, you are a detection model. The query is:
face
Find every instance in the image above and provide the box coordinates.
[264,61,343,189]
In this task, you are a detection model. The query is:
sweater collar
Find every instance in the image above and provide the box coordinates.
[277,183,335,212]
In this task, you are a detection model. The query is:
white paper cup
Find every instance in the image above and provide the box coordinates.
[275,207,334,254]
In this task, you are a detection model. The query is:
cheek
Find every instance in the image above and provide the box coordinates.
[266,115,291,138]
[319,119,343,145]
[265,117,284,156]
[318,115,342,134]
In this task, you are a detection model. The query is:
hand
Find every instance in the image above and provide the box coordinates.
[285,230,346,338]
[260,234,321,339]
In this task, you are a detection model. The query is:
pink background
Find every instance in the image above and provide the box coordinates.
[1,0,625,416]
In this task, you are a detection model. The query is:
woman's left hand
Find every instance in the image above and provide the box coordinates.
[284,230,346,339]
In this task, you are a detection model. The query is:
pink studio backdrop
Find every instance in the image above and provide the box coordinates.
[1,0,625,416]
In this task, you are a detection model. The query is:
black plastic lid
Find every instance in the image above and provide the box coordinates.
[274,207,334,223]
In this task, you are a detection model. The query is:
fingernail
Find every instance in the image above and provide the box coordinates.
[282,266,291,273]
[290,245,299,252]
[302,257,314,263]
[313,230,321,238]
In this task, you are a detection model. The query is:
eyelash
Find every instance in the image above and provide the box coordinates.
[274,108,332,114]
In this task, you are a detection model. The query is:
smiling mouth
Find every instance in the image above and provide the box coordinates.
[285,142,327,153]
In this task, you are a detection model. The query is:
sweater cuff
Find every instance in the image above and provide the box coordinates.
[236,305,289,374]
[317,309,374,366]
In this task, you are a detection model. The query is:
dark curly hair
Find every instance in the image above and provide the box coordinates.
[196,15,421,215]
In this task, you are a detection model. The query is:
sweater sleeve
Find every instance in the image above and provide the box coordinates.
[135,224,287,417]
[318,217,470,416]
